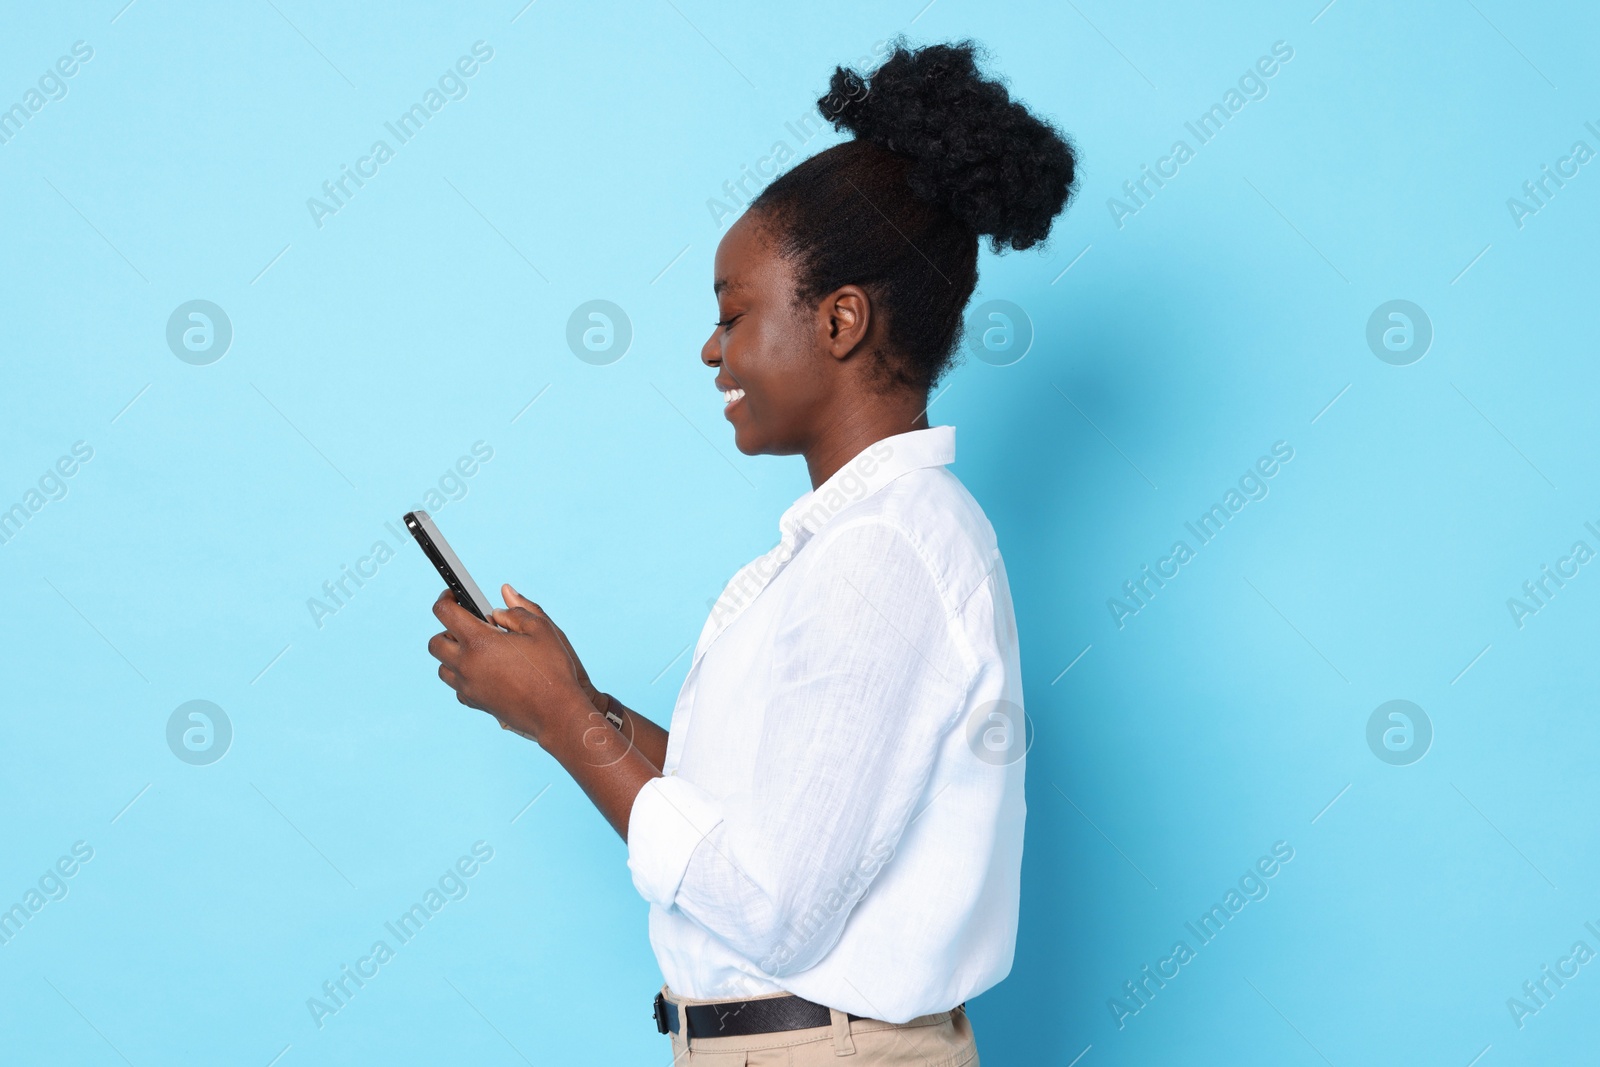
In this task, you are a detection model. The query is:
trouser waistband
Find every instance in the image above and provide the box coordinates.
[654,985,965,1042]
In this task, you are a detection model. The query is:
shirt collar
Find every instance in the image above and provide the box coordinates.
[778,425,956,545]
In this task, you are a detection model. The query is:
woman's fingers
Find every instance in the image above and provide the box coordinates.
[427,630,460,664]
[491,585,596,701]
[501,583,578,647]
[491,605,545,634]
[502,584,545,615]
[498,585,598,697]
[435,589,492,640]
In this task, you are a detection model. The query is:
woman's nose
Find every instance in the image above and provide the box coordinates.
[700,330,721,367]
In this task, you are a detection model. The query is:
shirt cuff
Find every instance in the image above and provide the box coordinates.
[626,775,724,908]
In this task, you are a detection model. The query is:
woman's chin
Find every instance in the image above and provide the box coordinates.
[728,420,776,457]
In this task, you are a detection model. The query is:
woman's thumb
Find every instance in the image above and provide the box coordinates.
[503,583,537,611]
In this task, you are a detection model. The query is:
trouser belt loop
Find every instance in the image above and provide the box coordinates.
[829,1006,855,1056]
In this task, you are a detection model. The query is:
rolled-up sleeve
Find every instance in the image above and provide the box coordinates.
[626,518,973,979]
[626,775,724,907]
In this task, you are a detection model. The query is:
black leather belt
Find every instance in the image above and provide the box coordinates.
[655,990,862,1038]
[653,990,966,1039]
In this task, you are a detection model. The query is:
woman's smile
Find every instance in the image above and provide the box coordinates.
[715,374,747,420]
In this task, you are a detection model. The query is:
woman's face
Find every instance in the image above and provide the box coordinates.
[701,213,835,457]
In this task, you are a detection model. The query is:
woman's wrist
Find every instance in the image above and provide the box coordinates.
[500,689,612,743]
[540,690,626,765]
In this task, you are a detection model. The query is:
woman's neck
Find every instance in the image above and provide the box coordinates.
[803,393,931,489]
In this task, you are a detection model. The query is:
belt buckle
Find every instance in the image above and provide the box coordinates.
[653,991,670,1035]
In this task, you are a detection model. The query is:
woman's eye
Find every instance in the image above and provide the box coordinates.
[714,315,739,329]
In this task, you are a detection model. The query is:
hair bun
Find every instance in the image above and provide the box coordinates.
[820,40,1077,252]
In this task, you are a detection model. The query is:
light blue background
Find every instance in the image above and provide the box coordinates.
[2,0,1597,1063]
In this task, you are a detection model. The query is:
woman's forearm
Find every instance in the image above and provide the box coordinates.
[537,691,661,841]
[604,694,669,772]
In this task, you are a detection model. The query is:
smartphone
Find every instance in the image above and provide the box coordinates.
[403,510,500,625]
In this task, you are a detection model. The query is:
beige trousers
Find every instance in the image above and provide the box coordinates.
[660,984,980,1066]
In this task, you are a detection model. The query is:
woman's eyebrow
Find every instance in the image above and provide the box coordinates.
[713,278,743,296]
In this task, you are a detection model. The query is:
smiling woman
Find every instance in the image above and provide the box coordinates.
[424,37,1077,1066]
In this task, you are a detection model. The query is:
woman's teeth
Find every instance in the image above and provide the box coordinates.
[723,388,745,405]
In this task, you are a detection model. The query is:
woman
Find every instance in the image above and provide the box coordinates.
[427,39,1077,1064]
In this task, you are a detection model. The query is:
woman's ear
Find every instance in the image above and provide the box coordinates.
[819,284,872,361]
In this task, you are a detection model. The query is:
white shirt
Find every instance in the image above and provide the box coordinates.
[626,425,1027,1024]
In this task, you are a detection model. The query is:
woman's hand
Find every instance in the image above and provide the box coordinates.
[499,585,607,714]
[426,585,593,746]
[429,584,661,842]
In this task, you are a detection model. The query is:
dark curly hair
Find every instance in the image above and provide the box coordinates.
[749,39,1078,392]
